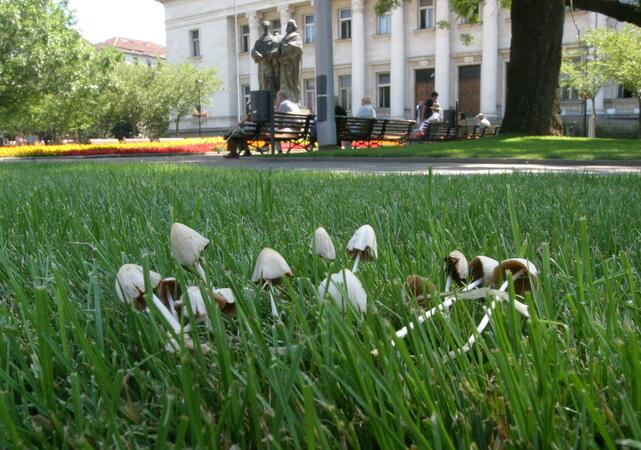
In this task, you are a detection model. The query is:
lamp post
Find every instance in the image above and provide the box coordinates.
[313,0,337,149]
[196,79,204,137]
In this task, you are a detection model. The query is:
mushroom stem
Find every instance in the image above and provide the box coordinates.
[447,269,526,358]
[195,262,207,284]
[166,292,178,321]
[151,294,182,333]
[444,274,453,292]
[352,253,362,273]
[395,277,483,340]
[268,282,279,318]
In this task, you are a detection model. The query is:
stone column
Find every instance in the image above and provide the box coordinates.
[351,0,366,112]
[248,11,262,90]
[480,0,498,117]
[278,5,293,33]
[390,4,406,117]
[434,0,451,109]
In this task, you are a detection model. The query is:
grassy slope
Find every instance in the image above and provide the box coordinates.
[1,164,641,448]
[297,135,641,160]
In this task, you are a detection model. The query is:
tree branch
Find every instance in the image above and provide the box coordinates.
[569,0,641,26]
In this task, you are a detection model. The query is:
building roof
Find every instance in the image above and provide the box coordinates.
[96,37,166,59]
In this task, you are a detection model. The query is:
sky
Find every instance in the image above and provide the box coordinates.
[67,0,166,46]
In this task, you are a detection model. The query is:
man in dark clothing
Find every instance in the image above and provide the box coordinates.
[421,91,439,122]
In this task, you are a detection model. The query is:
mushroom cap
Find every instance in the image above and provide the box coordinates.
[318,269,367,314]
[154,277,182,310]
[115,264,162,310]
[170,222,210,267]
[404,275,436,299]
[313,227,336,261]
[213,288,236,315]
[346,224,378,261]
[492,258,539,294]
[469,256,500,287]
[251,247,292,283]
[180,286,209,318]
[444,250,469,284]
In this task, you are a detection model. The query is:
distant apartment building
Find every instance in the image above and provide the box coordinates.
[96,37,166,66]
[156,0,639,136]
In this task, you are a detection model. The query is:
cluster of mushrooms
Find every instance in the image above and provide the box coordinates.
[114,222,537,357]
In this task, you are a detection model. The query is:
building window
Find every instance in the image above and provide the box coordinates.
[190,29,200,57]
[271,20,281,34]
[304,15,315,44]
[339,9,352,39]
[378,73,391,108]
[241,84,251,114]
[561,86,579,100]
[241,25,250,52]
[618,84,634,98]
[338,75,352,112]
[377,13,391,34]
[418,0,434,29]
[304,78,316,112]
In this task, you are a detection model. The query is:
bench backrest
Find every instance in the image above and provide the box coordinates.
[336,116,376,141]
[255,112,312,141]
[456,124,478,139]
[427,123,451,140]
[380,119,416,141]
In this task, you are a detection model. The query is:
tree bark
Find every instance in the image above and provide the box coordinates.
[501,0,566,135]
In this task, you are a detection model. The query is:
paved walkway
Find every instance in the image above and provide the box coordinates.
[2,153,641,175]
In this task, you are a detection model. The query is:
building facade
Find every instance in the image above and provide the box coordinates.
[96,37,166,66]
[157,0,638,135]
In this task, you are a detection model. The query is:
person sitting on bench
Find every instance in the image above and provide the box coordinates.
[416,102,444,136]
[223,115,255,159]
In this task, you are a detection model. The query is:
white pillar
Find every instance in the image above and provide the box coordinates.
[248,11,262,90]
[480,0,498,117]
[351,0,366,112]
[434,0,451,109]
[390,4,406,118]
[278,5,293,33]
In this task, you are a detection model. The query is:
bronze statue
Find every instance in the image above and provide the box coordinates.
[251,21,279,98]
[278,20,303,104]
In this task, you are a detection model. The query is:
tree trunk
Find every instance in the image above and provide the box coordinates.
[637,95,641,138]
[502,0,565,135]
[589,96,597,138]
[175,119,180,137]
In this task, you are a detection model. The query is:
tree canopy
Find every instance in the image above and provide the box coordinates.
[0,0,223,141]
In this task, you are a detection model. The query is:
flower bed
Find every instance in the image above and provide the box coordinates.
[0,138,226,158]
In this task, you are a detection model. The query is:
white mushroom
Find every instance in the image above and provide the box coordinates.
[469,256,500,288]
[213,288,236,316]
[346,224,377,273]
[443,250,469,291]
[115,264,181,333]
[313,227,336,261]
[318,269,367,315]
[170,222,210,281]
[251,247,292,317]
[155,277,180,320]
[449,258,537,358]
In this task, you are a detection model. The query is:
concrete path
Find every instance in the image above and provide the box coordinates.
[2,153,641,175]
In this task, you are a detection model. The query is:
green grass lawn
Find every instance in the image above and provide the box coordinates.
[1,164,641,448]
[298,135,641,160]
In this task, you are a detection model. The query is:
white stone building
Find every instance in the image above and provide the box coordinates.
[96,37,166,66]
[157,0,638,135]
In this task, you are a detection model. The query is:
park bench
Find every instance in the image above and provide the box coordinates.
[372,119,416,146]
[478,124,501,137]
[453,124,479,140]
[123,138,150,143]
[336,116,377,148]
[336,117,415,148]
[227,111,314,154]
